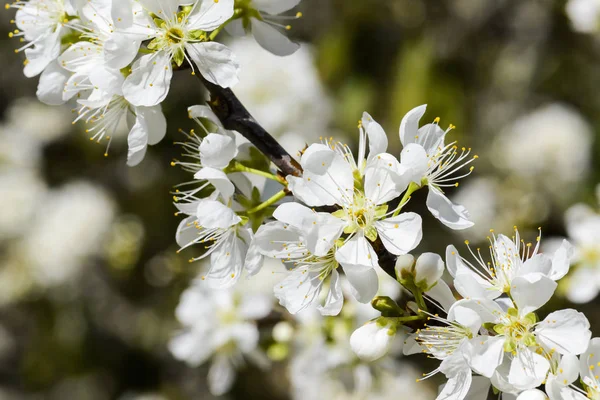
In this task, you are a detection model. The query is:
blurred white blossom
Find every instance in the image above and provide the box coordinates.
[566,0,600,33]
[22,181,116,287]
[493,104,593,199]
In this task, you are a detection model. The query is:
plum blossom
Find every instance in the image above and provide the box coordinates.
[7,0,79,77]
[282,113,422,304]
[122,0,240,107]
[403,300,491,400]
[253,204,344,316]
[399,105,477,230]
[458,298,591,393]
[446,228,573,301]
[175,199,260,288]
[169,282,272,396]
[551,190,600,303]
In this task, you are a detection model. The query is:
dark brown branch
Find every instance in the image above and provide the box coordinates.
[196,74,303,178]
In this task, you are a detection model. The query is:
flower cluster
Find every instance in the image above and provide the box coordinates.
[6,1,600,399]
[6,0,301,165]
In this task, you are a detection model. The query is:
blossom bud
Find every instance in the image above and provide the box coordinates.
[371,296,403,316]
[350,318,397,362]
[516,389,548,400]
[395,254,415,280]
[414,252,444,291]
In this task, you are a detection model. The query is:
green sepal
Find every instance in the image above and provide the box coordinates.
[503,338,516,353]
[153,17,165,28]
[173,48,185,67]
[364,225,378,242]
[374,204,388,219]
[188,29,207,41]
[507,307,518,318]
[523,312,538,325]
[238,215,250,226]
[371,296,403,317]
[493,324,506,335]
[147,38,161,51]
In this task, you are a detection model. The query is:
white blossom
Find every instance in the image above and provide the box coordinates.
[121,0,240,107]
[169,282,271,396]
[399,104,476,230]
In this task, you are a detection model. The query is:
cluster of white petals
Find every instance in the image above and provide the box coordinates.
[7,0,301,166]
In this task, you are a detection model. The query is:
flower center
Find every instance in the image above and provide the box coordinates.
[494,308,537,353]
[166,27,185,44]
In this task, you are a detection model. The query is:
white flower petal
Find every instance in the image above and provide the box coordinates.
[252,0,302,14]
[374,212,423,256]
[187,0,235,31]
[200,132,238,169]
[508,348,550,391]
[301,144,354,206]
[400,143,428,185]
[511,273,557,316]
[176,215,199,248]
[302,212,345,256]
[416,123,447,155]
[465,336,505,378]
[287,175,323,207]
[251,19,300,56]
[350,320,395,362]
[274,267,325,314]
[425,279,456,312]
[139,0,180,17]
[123,52,173,107]
[548,239,574,281]
[208,355,236,396]
[126,113,149,166]
[187,104,223,127]
[317,268,344,316]
[364,153,405,204]
[437,366,472,400]
[535,309,591,355]
[194,167,235,201]
[342,266,379,304]
[336,233,379,273]
[272,202,313,230]
[134,105,166,145]
[519,254,553,277]
[168,329,212,366]
[517,390,549,400]
[253,222,303,258]
[454,272,500,300]
[426,186,474,230]
[362,112,388,161]
[186,42,240,88]
[196,200,240,228]
[104,33,141,70]
[414,252,444,288]
[566,267,600,303]
[205,233,247,288]
[111,0,133,28]
[36,61,70,106]
[225,18,245,36]
[399,104,427,146]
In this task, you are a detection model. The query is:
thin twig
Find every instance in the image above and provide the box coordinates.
[195,74,303,178]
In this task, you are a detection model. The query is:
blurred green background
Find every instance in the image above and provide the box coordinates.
[0,0,599,398]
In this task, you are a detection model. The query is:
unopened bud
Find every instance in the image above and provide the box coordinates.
[371,296,403,316]
[414,252,444,291]
[395,254,415,280]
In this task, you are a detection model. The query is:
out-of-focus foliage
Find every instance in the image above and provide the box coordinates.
[0,0,599,398]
